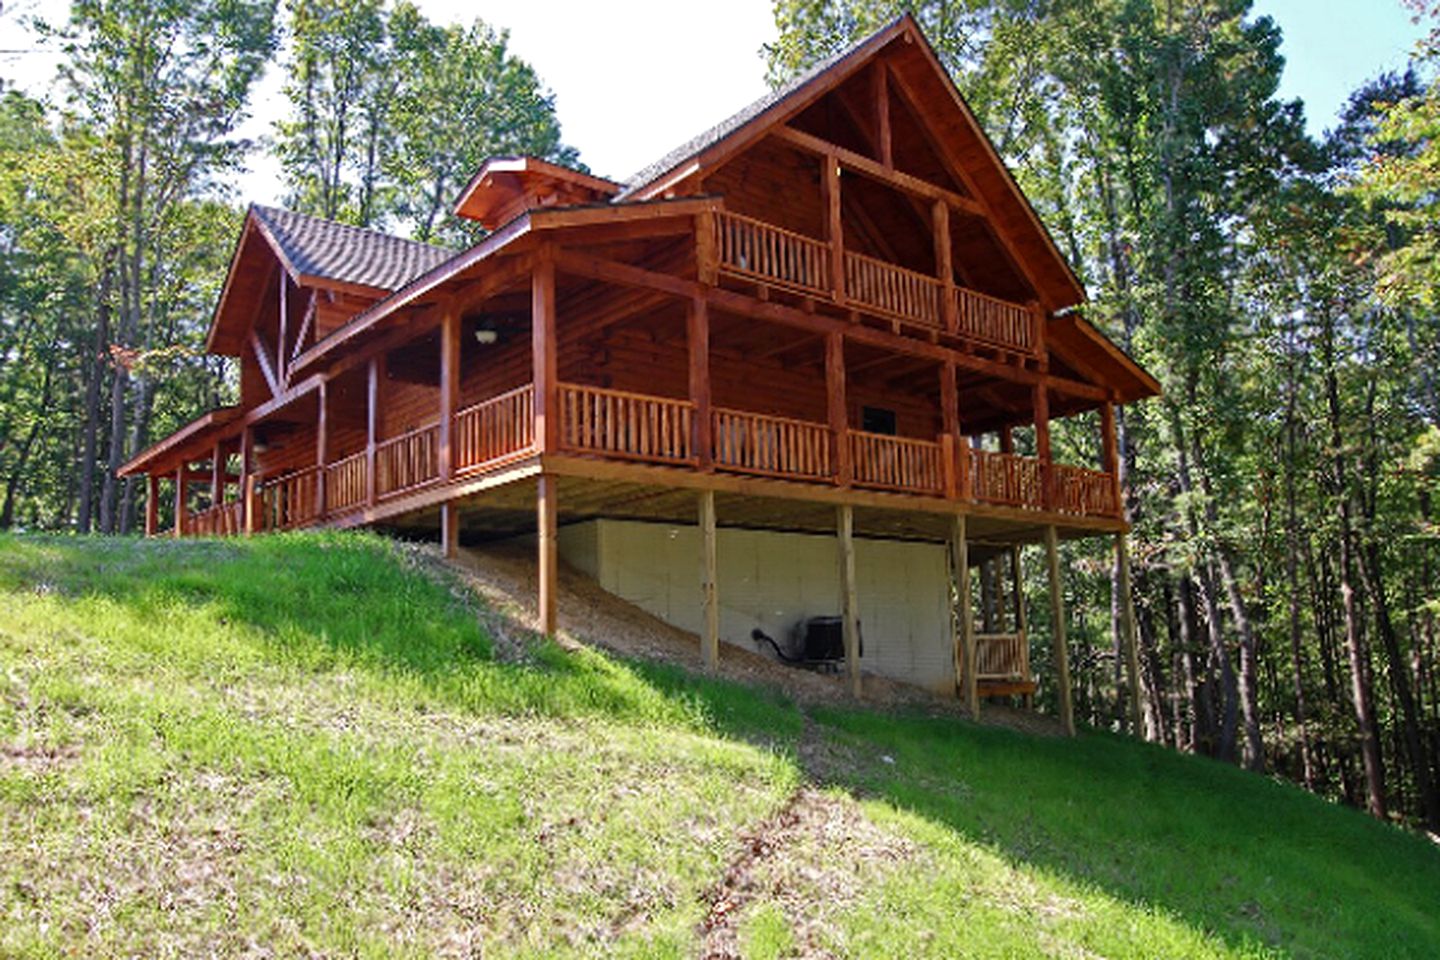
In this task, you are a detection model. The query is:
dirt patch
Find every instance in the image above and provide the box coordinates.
[698,785,917,959]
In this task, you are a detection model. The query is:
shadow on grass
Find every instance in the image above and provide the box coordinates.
[5,531,1439,959]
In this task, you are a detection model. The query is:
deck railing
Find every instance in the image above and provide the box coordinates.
[376,421,440,499]
[954,287,1036,354]
[456,384,535,471]
[968,449,1046,510]
[1052,463,1120,518]
[324,451,368,515]
[973,632,1031,682]
[713,407,832,481]
[257,467,320,531]
[559,383,694,464]
[187,500,243,537]
[714,211,831,295]
[844,250,943,328]
[850,431,945,494]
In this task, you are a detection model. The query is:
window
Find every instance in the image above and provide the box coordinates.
[861,406,897,435]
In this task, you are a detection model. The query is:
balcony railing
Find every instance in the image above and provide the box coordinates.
[187,500,243,537]
[713,407,832,481]
[954,287,1037,355]
[972,632,1031,683]
[325,451,367,515]
[376,422,440,499]
[845,250,943,328]
[456,384,535,472]
[850,430,945,494]
[256,467,320,532]
[559,383,694,465]
[1052,463,1120,518]
[968,449,1046,510]
[714,211,831,296]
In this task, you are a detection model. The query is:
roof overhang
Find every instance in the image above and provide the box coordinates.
[118,407,244,477]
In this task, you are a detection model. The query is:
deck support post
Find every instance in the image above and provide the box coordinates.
[145,474,158,537]
[240,427,255,535]
[1012,545,1032,709]
[442,502,459,560]
[366,355,382,507]
[951,513,978,718]
[1117,532,1143,736]
[699,489,719,668]
[688,296,712,469]
[536,473,558,635]
[826,332,850,485]
[1033,384,1051,509]
[837,504,862,698]
[173,465,184,538]
[210,441,223,510]
[315,380,328,519]
[1044,525,1076,736]
[439,308,459,480]
[533,253,558,454]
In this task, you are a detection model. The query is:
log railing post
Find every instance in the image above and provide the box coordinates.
[173,465,185,538]
[1033,383,1052,510]
[245,475,260,535]
[688,296,712,470]
[239,426,254,534]
[533,253,558,455]
[439,307,459,482]
[1045,524,1075,736]
[826,332,850,485]
[315,379,328,519]
[210,441,224,512]
[145,474,159,537]
[823,152,845,303]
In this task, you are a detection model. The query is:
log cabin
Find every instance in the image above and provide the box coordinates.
[120,15,1160,733]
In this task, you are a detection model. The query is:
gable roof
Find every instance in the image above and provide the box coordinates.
[250,205,455,293]
[613,15,1087,313]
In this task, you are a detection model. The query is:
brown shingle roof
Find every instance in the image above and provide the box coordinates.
[251,205,455,292]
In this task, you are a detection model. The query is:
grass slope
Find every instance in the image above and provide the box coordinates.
[0,532,1436,958]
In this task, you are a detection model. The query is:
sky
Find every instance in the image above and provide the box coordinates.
[0,0,1430,207]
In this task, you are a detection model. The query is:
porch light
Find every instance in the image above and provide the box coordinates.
[474,327,499,345]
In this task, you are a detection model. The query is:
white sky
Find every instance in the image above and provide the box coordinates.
[1,0,1428,208]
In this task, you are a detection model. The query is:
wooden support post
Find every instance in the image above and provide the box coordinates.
[1100,400,1121,514]
[145,474,158,537]
[210,441,224,509]
[439,308,460,481]
[999,425,1014,455]
[1117,532,1142,736]
[823,152,845,302]
[934,199,956,333]
[1044,525,1075,736]
[315,379,328,518]
[837,504,861,698]
[699,489,719,668]
[277,275,288,385]
[1033,383,1052,509]
[533,254,558,454]
[952,513,978,718]
[173,466,184,538]
[873,62,892,168]
[941,361,959,499]
[366,355,381,506]
[688,296,712,469]
[695,212,718,285]
[240,427,254,534]
[536,473,558,635]
[245,476,260,535]
[442,502,459,559]
[1012,545,1031,709]
[826,332,850,485]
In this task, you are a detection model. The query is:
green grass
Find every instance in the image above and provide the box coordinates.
[1,532,1436,958]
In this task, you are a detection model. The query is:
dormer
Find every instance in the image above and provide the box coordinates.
[453,156,622,230]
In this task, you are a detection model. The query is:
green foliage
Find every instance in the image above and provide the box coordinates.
[1,533,1437,955]
[274,0,577,242]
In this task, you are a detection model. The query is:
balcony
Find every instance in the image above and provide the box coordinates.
[713,211,1039,355]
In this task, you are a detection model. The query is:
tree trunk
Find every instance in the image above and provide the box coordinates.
[77,258,116,534]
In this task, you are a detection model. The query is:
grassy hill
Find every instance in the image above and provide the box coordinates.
[1,532,1437,958]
